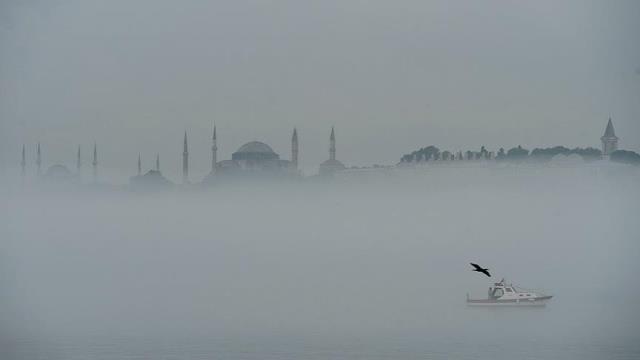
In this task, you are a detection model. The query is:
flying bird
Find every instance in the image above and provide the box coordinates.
[470,263,491,277]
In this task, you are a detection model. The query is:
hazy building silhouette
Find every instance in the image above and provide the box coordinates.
[204,127,299,182]
[129,153,173,189]
[183,131,189,184]
[92,143,98,183]
[77,145,82,176]
[21,144,26,181]
[211,124,217,174]
[601,117,618,156]
[318,127,346,176]
[291,127,298,170]
[36,143,42,176]
[44,164,74,181]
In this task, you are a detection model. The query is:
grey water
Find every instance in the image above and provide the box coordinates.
[2,171,639,359]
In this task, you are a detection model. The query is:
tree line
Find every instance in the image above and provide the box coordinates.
[400,145,640,165]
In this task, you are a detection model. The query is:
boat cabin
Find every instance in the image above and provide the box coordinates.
[487,279,534,300]
[467,278,551,306]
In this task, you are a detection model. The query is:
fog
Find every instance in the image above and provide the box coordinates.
[2,168,639,358]
[2,0,640,180]
[2,0,640,358]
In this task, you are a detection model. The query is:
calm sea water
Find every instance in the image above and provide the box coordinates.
[5,333,640,360]
[3,176,640,359]
[5,296,640,360]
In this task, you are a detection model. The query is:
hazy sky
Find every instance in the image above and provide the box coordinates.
[1,0,639,181]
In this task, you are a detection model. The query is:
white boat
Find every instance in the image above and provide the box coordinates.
[466,279,552,306]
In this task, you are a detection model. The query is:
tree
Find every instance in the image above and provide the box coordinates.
[401,153,414,162]
[480,146,489,159]
[610,150,640,165]
[571,147,601,161]
[528,146,602,162]
[465,150,473,160]
[400,145,440,163]
[506,145,529,162]
[530,146,570,162]
[496,148,506,161]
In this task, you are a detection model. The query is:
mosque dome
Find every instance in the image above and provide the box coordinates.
[45,164,72,178]
[236,141,276,154]
[319,159,346,176]
[232,141,279,161]
[43,164,75,182]
[130,169,173,189]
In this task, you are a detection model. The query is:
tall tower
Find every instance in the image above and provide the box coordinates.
[182,131,189,184]
[77,145,82,174]
[318,126,346,176]
[21,144,26,181]
[329,126,336,161]
[36,143,42,176]
[92,143,98,183]
[137,154,142,176]
[211,124,217,173]
[291,127,298,169]
[601,117,618,156]
[156,153,160,172]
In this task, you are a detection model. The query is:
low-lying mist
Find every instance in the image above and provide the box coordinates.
[1,168,639,357]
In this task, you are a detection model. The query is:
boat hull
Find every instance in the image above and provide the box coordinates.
[466,296,552,307]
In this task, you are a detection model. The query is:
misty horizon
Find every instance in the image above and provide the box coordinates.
[1,1,639,359]
[5,117,636,184]
[1,0,639,182]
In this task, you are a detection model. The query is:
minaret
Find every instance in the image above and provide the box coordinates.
[77,145,82,174]
[601,117,619,156]
[21,144,26,181]
[92,143,98,183]
[137,154,142,176]
[291,127,298,169]
[211,124,217,173]
[329,126,336,161]
[318,126,345,176]
[36,143,42,176]
[182,131,189,184]
[156,153,160,172]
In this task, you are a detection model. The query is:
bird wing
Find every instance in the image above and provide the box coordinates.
[470,263,482,270]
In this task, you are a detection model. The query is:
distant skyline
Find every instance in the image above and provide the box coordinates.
[1,0,639,182]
